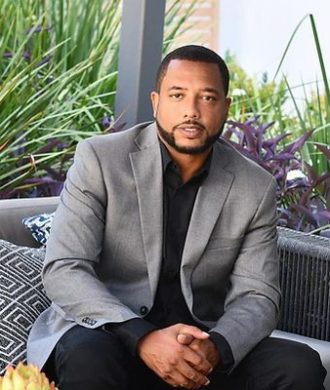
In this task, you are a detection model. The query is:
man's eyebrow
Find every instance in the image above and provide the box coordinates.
[202,87,220,95]
[167,86,220,95]
[168,86,187,91]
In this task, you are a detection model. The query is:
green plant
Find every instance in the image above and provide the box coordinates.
[273,14,330,177]
[223,117,330,234]
[227,14,329,179]
[226,53,288,127]
[0,0,120,197]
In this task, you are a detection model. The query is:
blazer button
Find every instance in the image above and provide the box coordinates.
[140,306,148,315]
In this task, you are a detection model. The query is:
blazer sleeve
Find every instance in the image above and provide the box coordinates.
[43,139,140,328]
[209,176,280,369]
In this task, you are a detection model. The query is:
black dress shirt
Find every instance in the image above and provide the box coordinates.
[104,141,234,371]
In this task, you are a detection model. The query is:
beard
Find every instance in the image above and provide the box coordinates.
[156,119,225,155]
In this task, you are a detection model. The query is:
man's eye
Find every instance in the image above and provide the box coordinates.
[202,95,216,101]
[170,93,183,99]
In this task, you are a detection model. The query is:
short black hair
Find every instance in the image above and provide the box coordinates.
[155,45,230,95]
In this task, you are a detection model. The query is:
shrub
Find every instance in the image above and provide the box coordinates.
[223,117,330,234]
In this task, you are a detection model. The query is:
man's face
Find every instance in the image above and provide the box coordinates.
[151,59,231,155]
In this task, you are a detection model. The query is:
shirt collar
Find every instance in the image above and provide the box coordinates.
[158,138,212,178]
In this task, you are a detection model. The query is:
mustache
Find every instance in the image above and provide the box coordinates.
[174,120,205,130]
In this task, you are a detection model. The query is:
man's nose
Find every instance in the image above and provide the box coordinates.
[183,98,200,119]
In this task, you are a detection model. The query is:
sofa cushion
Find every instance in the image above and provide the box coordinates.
[22,213,55,246]
[0,240,50,373]
[0,197,59,247]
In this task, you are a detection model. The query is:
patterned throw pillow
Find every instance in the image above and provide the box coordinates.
[22,213,55,246]
[0,240,50,373]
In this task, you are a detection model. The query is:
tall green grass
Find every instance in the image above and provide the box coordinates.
[274,14,329,176]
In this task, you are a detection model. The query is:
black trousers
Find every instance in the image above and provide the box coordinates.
[45,325,326,390]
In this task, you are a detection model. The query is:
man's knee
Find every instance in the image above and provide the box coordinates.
[56,326,125,363]
[279,341,326,389]
[232,337,326,390]
[53,326,130,390]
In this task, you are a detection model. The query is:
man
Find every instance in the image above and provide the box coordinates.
[27,45,326,389]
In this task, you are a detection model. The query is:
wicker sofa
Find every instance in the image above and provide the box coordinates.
[0,196,329,387]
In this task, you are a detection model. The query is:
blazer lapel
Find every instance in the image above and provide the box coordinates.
[181,143,234,304]
[129,124,163,298]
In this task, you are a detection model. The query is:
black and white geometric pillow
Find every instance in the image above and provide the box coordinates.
[0,240,50,374]
[22,213,55,246]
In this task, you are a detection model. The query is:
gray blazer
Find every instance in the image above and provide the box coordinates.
[27,122,280,369]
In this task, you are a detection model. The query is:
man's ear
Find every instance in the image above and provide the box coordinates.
[225,96,232,111]
[150,91,159,118]
[223,97,231,121]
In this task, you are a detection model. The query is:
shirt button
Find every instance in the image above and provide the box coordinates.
[140,306,148,315]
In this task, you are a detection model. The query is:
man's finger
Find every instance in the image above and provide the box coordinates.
[178,325,209,341]
[177,360,210,388]
[183,346,213,375]
[177,333,195,345]
[166,371,201,390]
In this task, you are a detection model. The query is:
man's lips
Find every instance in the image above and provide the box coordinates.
[174,123,205,138]
[175,121,205,130]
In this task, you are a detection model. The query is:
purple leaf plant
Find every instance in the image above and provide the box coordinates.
[222,117,330,234]
[0,120,123,199]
